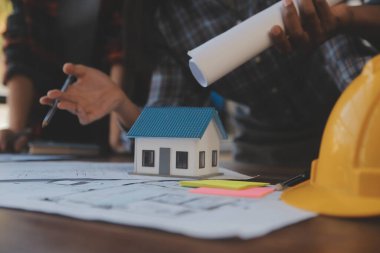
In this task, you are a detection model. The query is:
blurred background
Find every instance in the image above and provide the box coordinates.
[0,1,235,155]
[0,0,12,129]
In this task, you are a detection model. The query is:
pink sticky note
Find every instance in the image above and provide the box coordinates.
[190,187,274,198]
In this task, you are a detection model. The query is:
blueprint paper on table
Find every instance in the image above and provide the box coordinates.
[0,161,252,181]
[0,153,74,162]
[0,161,133,180]
[0,162,315,239]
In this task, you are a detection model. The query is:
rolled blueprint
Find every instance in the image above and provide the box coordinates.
[188,0,343,87]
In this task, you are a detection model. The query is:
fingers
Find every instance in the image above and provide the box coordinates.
[40,89,81,120]
[77,107,93,125]
[39,96,54,106]
[46,89,79,104]
[57,101,92,125]
[47,89,64,99]
[13,135,29,152]
[299,0,323,42]
[40,80,88,123]
[274,0,337,53]
[63,63,88,78]
[40,90,67,106]
[0,130,10,151]
[0,129,29,153]
[282,0,310,50]
[314,0,335,34]
[42,94,94,125]
[270,25,293,54]
[57,100,79,115]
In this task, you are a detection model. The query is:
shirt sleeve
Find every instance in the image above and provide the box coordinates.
[320,1,380,91]
[2,0,36,85]
[320,34,377,91]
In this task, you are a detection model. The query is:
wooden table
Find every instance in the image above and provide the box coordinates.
[1,159,379,253]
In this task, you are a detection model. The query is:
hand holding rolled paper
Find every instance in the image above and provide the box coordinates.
[188,0,343,87]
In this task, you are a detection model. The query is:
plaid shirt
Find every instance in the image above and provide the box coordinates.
[1,0,123,148]
[2,0,123,92]
[148,0,378,165]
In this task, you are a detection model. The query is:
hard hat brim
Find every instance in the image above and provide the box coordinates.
[281,180,380,217]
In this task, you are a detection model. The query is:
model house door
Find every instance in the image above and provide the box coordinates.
[159,148,170,175]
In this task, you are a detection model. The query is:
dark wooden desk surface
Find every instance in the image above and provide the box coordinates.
[1,158,379,253]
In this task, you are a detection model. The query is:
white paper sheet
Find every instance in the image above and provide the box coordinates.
[0,162,315,239]
[0,160,252,181]
[0,177,315,239]
[0,161,133,180]
[0,153,74,162]
[188,0,343,87]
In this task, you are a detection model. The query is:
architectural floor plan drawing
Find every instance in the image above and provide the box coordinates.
[0,162,315,239]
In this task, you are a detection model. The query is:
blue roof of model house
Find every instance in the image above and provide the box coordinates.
[127,107,228,139]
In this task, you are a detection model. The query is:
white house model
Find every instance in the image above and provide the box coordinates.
[127,107,228,178]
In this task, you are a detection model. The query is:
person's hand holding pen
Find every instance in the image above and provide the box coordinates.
[41,74,76,128]
[39,63,140,129]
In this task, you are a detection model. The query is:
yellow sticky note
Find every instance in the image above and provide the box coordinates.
[180,180,269,190]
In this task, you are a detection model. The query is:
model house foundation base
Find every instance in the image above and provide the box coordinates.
[129,172,223,179]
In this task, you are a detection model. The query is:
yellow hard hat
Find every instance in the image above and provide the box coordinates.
[282,55,380,217]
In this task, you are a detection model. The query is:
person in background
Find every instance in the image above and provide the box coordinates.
[40,0,380,167]
[0,0,126,153]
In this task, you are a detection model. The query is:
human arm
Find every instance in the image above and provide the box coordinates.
[347,3,380,48]
[108,64,126,152]
[0,75,34,152]
[269,0,380,53]
[2,0,37,84]
[39,63,140,129]
[97,0,127,152]
[102,0,126,152]
[0,0,36,152]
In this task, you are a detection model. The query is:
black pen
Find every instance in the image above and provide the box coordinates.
[274,173,309,191]
[42,75,76,128]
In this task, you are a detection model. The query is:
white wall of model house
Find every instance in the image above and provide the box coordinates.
[134,120,221,177]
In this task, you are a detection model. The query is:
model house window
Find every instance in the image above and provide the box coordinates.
[199,151,205,169]
[212,150,218,167]
[142,150,155,167]
[176,151,188,169]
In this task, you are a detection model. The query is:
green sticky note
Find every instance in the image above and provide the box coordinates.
[180,180,269,190]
